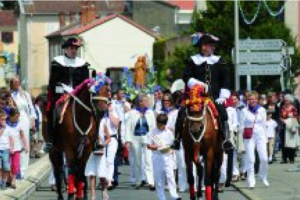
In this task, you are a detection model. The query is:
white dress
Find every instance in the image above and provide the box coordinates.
[85,119,107,178]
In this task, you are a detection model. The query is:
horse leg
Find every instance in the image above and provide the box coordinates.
[67,163,76,200]
[75,174,85,200]
[50,151,64,200]
[185,154,196,200]
[212,151,223,200]
[196,158,203,200]
[225,148,233,187]
[204,148,214,200]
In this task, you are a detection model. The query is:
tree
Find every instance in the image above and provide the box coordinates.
[155,1,300,93]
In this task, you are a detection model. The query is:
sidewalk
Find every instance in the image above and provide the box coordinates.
[232,152,300,200]
[0,155,51,200]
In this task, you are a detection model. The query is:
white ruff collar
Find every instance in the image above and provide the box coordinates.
[191,54,220,65]
[54,55,86,67]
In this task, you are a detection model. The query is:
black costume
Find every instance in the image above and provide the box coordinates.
[46,54,90,150]
[172,33,232,151]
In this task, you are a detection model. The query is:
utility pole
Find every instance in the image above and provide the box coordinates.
[234,0,240,91]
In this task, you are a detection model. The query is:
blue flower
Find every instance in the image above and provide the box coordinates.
[123,67,129,72]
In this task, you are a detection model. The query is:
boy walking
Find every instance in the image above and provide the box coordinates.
[266,110,278,164]
[0,109,14,188]
[147,113,181,200]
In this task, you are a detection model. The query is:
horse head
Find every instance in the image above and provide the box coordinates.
[185,85,209,142]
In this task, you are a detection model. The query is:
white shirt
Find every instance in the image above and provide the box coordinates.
[102,110,119,136]
[226,107,238,132]
[6,122,23,151]
[146,128,174,153]
[112,99,130,122]
[241,106,267,140]
[154,100,162,114]
[266,119,277,138]
[0,128,11,150]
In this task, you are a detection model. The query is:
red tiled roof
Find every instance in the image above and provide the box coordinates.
[47,14,158,39]
[0,10,17,27]
[168,0,195,10]
[23,1,125,14]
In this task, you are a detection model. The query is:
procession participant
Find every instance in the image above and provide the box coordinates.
[153,86,164,115]
[241,91,269,189]
[9,77,36,178]
[147,113,182,200]
[172,33,232,151]
[125,93,155,190]
[85,96,111,200]
[219,95,239,192]
[45,37,90,152]
[266,110,278,164]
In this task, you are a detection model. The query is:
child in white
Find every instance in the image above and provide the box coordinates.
[85,117,111,200]
[147,113,181,200]
[0,109,14,188]
[266,111,277,163]
[7,108,28,188]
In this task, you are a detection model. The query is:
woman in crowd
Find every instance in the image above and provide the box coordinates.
[125,93,155,190]
[241,91,269,189]
[280,94,299,164]
[9,77,36,178]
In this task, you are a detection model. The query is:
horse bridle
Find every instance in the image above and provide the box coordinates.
[185,105,208,143]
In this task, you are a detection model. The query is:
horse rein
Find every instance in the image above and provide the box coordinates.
[186,105,208,143]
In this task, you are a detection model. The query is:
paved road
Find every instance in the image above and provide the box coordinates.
[28,165,248,200]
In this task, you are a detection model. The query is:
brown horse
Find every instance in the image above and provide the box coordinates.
[49,74,111,200]
[177,86,223,200]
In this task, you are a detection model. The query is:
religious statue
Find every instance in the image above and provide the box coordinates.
[134,55,147,88]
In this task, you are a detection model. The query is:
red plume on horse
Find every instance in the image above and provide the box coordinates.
[176,83,224,200]
[49,73,111,200]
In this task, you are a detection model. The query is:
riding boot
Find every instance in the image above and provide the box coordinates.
[44,112,54,152]
[222,121,233,153]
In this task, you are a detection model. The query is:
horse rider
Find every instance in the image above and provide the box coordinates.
[172,33,233,151]
[45,37,90,152]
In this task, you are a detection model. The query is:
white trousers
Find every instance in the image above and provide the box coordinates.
[239,153,247,174]
[176,144,188,191]
[106,138,118,181]
[244,136,268,187]
[131,141,154,185]
[20,120,30,178]
[153,153,180,200]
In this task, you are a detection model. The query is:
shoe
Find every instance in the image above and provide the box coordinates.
[249,186,254,190]
[231,175,240,182]
[240,173,246,181]
[35,153,41,158]
[10,184,16,189]
[107,185,114,191]
[51,185,57,191]
[280,161,288,164]
[141,180,147,186]
[262,179,269,187]
[149,185,156,191]
[175,197,182,200]
[102,189,109,200]
[135,184,142,190]
[218,183,224,193]
[268,161,273,164]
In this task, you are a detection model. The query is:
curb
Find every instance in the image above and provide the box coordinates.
[1,155,51,200]
[231,183,262,200]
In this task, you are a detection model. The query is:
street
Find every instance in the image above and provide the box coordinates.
[28,165,248,200]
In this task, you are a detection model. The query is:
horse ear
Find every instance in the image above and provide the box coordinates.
[92,70,97,78]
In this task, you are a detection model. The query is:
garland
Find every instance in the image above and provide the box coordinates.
[239,0,286,25]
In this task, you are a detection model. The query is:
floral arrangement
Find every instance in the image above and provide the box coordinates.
[121,65,157,100]
[88,72,112,94]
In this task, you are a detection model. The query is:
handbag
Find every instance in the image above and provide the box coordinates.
[243,113,257,139]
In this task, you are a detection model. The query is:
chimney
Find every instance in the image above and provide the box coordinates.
[70,12,75,23]
[80,1,97,25]
[59,12,66,28]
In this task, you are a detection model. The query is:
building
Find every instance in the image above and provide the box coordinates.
[47,13,157,91]
[0,10,18,87]
[18,0,125,95]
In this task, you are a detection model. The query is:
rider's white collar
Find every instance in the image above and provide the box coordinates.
[54,55,86,67]
[191,54,220,65]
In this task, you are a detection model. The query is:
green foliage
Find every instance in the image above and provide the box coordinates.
[154,1,299,92]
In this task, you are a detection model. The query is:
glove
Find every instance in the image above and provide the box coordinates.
[215,98,226,105]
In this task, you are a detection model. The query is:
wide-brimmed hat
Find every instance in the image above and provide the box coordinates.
[192,33,219,47]
[61,37,82,49]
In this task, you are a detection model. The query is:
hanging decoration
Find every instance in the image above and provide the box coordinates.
[262,0,286,17]
[239,0,286,25]
[238,0,262,25]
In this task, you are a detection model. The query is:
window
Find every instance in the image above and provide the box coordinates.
[1,32,13,44]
